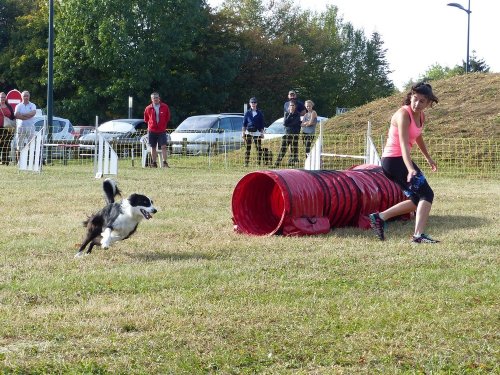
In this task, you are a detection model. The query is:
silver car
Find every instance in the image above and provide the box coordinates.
[79,119,147,143]
[9,114,75,161]
[170,114,244,155]
[78,118,148,158]
[33,115,75,141]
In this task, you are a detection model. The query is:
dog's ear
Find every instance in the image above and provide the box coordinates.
[128,194,153,207]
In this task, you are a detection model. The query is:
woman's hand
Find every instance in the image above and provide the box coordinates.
[427,158,437,172]
[407,169,417,183]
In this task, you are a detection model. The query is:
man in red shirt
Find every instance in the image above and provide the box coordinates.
[144,92,171,168]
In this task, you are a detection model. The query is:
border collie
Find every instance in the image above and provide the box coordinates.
[75,179,157,257]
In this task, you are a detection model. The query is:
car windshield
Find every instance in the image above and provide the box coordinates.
[98,121,135,133]
[175,117,216,131]
[266,120,285,134]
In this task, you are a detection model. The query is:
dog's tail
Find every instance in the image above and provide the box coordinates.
[103,178,121,204]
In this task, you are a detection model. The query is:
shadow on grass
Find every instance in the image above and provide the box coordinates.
[425,214,489,231]
[335,214,489,239]
[125,251,213,262]
[385,214,488,230]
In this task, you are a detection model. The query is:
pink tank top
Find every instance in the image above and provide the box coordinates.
[382,105,424,157]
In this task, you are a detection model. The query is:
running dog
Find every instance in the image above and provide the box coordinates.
[75,179,157,257]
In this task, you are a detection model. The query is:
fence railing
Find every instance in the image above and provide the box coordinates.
[1,132,498,178]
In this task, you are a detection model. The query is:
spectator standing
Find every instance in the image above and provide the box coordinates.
[0,92,16,165]
[283,90,306,117]
[369,82,440,244]
[14,91,37,162]
[301,99,318,156]
[242,97,265,167]
[274,100,301,167]
[144,92,171,168]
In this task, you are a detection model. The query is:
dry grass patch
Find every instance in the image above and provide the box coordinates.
[326,73,500,139]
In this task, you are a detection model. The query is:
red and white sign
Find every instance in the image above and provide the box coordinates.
[6,89,22,111]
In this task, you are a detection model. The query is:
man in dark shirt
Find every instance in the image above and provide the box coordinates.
[274,100,302,167]
[283,90,306,117]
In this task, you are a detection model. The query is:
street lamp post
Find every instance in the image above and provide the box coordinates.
[47,0,54,164]
[447,0,471,73]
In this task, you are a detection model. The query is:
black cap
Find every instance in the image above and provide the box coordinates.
[249,97,257,103]
[412,82,439,103]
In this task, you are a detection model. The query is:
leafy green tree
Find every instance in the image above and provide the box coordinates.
[466,50,490,73]
[217,2,395,118]
[417,51,490,85]
[294,6,346,116]
[54,0,241,124]
[363,32,395,99]
[216,0,306,120]
[0,0,49,103]
[1,0,397,124]
[418,63,462,82]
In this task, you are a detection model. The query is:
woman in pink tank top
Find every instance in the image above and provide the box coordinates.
[369,82,440,244]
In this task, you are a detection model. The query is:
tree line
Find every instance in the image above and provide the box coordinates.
[0,0,396,126]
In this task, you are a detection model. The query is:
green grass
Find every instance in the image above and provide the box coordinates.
[0,164,498,374]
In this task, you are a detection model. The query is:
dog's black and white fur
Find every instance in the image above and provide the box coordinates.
[75,179,157,257]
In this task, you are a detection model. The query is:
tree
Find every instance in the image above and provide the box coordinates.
[362,32,395,100]
[417,51,490,84]
[294,6,346,116]
[466,50,490,73]
[54,0,241,124]
[418,63,462,82]
[0,0,49,102]
[1,0,397,123]
[216,0,306,120]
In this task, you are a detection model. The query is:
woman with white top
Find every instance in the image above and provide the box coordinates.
[14,90,37,161]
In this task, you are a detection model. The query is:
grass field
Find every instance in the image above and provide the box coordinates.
[0,164,498,374]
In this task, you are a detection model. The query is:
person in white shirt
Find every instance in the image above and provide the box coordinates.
[14,91,37,160]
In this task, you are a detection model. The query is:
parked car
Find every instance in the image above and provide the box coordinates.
[263,116,328,140]
[33,115,75,141]
[78,119,148,158]
[170,114,244,155]
[9,114,76,160]
[79,119,147,143]
[72,125,95,140]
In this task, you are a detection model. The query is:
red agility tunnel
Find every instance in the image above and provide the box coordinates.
[231,165,405,236]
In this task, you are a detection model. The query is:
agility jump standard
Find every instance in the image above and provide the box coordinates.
[304,121,381,170]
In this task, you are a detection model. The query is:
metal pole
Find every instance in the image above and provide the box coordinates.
[46,0,54,163]
[447,2,472,73]
[466,0,470,73]
[128,96,133,118]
